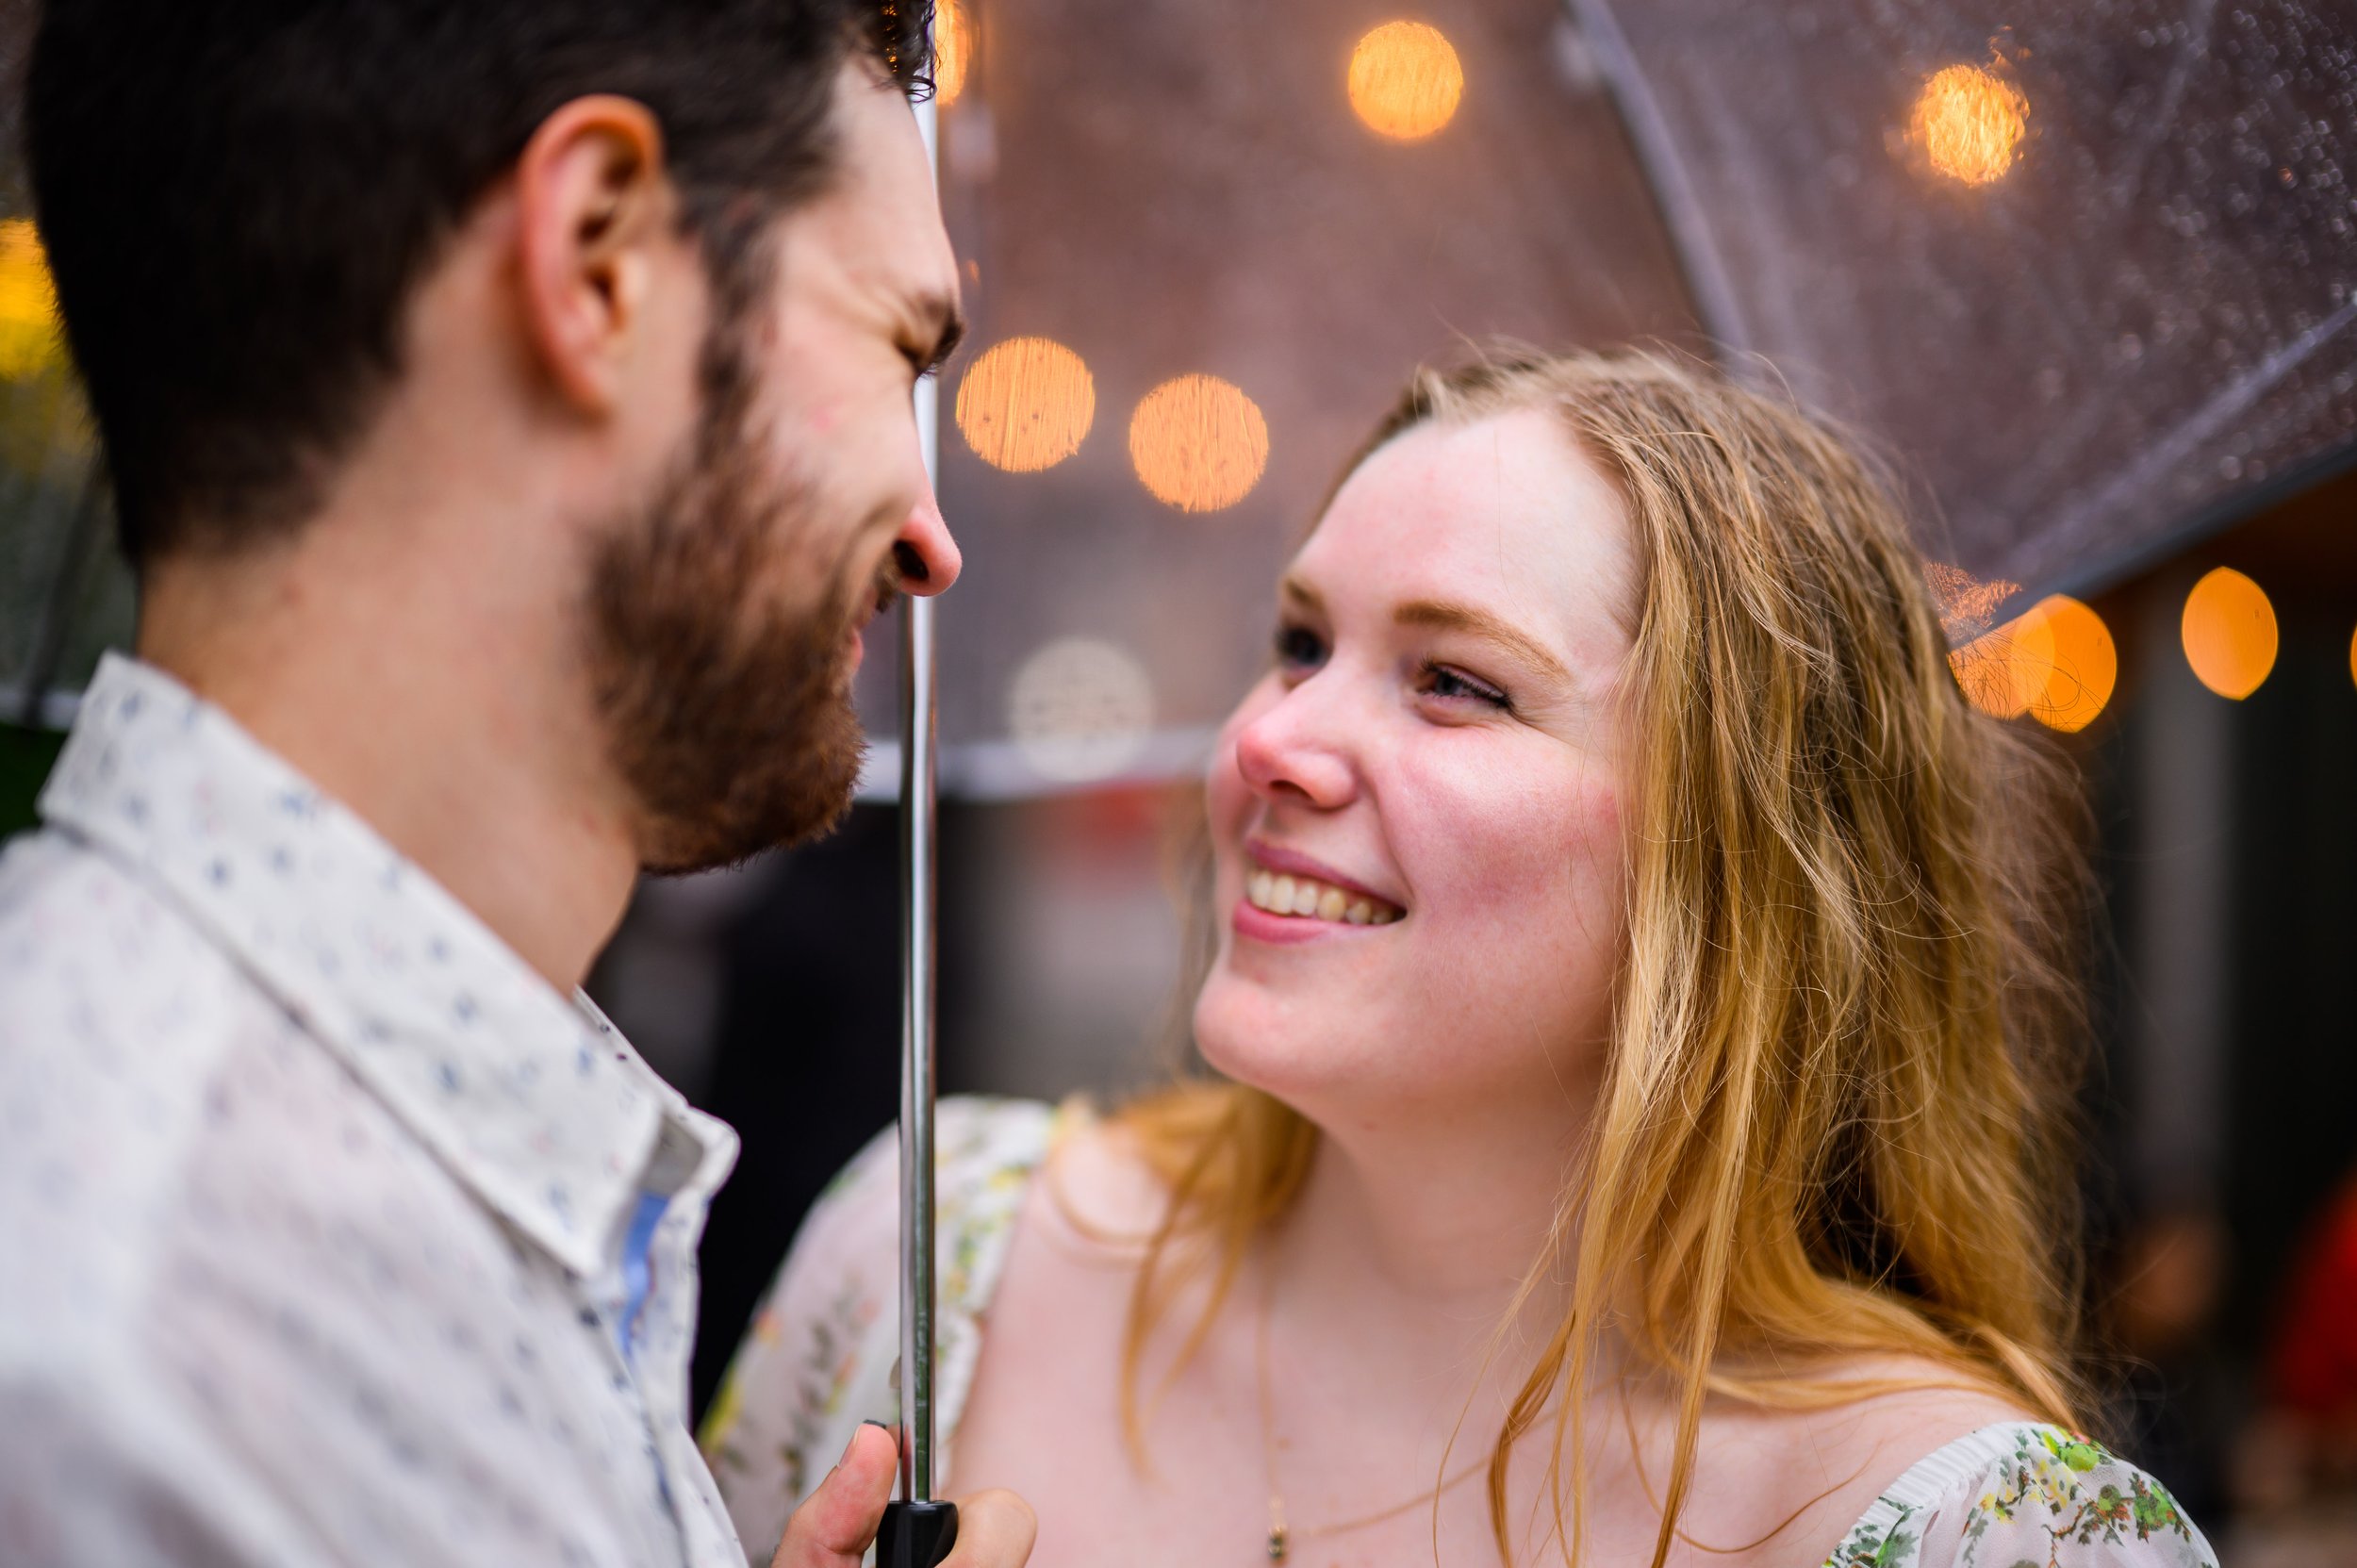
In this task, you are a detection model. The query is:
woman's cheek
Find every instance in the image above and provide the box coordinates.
[1411,758,1624,944]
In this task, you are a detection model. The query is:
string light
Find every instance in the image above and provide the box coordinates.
[2181,567,2277,700]
[2024,596,2117,733]
[1008,636,1156,784]
[0,219,61,382]
[1912,63,2027,185]
[1129,374,1269,512]
[1948,594,2117,731]
[1347,22,1463,141]
[1951,605,2053,720]
[954,337,1095,472]
[934,0,968,107]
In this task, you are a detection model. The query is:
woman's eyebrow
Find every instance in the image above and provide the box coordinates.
[1279,575,1326,615]
[1394,598,1574,683]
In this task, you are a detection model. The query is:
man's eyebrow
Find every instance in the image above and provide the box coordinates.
[910,290,966,376]
[1395,598,1574,683]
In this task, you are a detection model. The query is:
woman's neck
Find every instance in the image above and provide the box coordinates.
[1264,1089,1587,1384]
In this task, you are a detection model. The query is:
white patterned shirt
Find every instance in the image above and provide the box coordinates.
[0,653,750,1568]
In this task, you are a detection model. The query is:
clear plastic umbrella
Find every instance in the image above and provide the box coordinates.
[843,0,2357,795]
[13,2,2350,759]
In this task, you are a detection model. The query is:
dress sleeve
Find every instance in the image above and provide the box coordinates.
[701,1097,1061,1563]
[701,1119,903,1562]
[1829,1426,2220,1568]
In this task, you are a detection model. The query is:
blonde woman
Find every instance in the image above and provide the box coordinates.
[702,353,2217,1568]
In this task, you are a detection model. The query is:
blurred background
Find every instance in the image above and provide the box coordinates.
[6,1,2357,1559]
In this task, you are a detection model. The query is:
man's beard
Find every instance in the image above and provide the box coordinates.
[584,308,897,876]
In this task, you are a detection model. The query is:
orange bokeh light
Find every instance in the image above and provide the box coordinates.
[2024,596,2117,733]
[1347,21,1463,141]
[1951,603,2054,720]
[954,337,1095,473]
[0,218,60,382]
[1949,594,2117,732]
[1912,63,2028,186]
[934,0,968,107]
[1128,374,1269,513]
[2181,567,2278,700]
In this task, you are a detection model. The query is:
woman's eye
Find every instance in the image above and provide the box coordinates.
[1419,661,1512,711]
[1274,624,1328,672]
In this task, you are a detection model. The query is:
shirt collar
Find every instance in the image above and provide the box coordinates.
[40,652,734,1279]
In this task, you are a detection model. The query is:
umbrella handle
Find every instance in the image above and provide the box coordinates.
[878,1499,961,1568]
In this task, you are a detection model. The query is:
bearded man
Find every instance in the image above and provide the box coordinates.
[0,5,1034,1567]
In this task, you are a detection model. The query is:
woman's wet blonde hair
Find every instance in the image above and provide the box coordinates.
[1106,349,2096,1568]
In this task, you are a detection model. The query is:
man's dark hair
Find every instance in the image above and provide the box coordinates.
[24,0,933,567]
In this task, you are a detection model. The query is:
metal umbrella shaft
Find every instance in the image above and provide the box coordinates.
[875,63,956,1568]
[878,590,958,1568]
[897,588,942,1500]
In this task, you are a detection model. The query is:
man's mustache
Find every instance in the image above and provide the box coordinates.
[857,550,906,632]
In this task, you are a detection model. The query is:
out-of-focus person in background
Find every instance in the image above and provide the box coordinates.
[707,351,2222,1568]
[0,4,1036,1568]
[2231,1166,2357,1567]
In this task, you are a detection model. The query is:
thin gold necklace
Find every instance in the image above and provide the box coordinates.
[1252,1260,1494,1563]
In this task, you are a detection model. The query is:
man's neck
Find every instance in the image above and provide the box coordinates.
[136,523,640,994]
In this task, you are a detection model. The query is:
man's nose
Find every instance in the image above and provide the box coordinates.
[892,491,962,597]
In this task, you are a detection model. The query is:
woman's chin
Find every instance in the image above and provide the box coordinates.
[1192,972,1382,1106]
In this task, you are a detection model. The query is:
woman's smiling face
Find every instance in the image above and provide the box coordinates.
[1195,408,1640,1120]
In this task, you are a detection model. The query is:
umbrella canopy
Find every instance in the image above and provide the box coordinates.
[3,0,2351,787]
[849,0,1700,792]
[1582,0,2357,594]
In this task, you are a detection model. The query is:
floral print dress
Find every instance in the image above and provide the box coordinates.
[702,1097,1063,1557]
[1821,1424,2216,1568]
[701,1098,2217,1568]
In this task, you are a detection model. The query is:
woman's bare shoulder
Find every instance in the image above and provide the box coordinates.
[1654,1358,2039,1568]
[1022,1106,1175,1261]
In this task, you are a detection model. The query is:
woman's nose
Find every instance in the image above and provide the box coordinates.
[1232,680,1357,809]
[893,491,963,596]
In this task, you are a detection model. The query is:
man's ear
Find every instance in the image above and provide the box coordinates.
[513,95,673,415]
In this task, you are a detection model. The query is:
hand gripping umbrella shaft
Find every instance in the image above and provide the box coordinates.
[878,588,959,1568]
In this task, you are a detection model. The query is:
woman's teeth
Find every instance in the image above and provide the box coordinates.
[1245,867,1401,925]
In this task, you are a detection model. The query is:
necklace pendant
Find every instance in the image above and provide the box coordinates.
[1266,1526,1289,1562]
